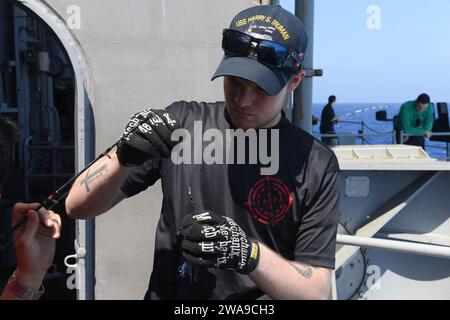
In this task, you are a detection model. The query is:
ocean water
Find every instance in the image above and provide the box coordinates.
[311,103,448,160]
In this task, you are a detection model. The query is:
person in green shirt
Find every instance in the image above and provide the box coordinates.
[397,93,434,148]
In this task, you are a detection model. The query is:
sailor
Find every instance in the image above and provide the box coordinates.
[66,5,340,300]
[396,93,434,148]
[320,95,340,146]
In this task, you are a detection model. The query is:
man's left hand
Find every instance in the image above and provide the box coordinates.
[425,131,433,138]
[180,212,260,274]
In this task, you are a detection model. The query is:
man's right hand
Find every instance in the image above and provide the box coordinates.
[116,109,180,166]
[332,116,340,123]
[13,203,61,290]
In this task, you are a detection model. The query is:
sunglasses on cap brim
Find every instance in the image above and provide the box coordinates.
[221,29,303,69]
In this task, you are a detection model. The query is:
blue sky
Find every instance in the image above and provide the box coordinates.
[280,0,450,103]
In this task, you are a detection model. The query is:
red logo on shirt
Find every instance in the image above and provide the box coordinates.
[246,176,293,226]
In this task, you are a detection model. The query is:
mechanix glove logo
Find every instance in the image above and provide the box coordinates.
[180,211,260,275]
[116,108,180,167]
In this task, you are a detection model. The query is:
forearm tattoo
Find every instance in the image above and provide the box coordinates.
[80,164,108,192]
[290,263,313,279]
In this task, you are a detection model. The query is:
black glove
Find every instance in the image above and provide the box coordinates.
[180,211,260,275]
[116,108,180,166]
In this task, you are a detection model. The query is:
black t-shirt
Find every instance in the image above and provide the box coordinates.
[320,103,336,133]
[121,101,340,300]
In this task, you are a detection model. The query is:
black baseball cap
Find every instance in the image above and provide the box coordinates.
[212,5,308,96]
[417,93,430,104]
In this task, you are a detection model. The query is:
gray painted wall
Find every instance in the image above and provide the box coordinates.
[338,170,450,299]
[42,0,259,299]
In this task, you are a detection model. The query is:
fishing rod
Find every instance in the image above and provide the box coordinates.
[177,185,202,282]
[0,114,151,250]
[315,104,391,125]
[340,104,391,120]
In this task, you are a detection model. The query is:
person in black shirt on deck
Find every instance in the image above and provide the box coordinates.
[320,95,340,146]
[66,5,340,300]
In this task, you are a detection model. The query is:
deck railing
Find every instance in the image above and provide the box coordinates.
[313,120,450,161]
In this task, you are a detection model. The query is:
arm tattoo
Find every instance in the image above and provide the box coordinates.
[80,164,108,192]
[290,263,313,279]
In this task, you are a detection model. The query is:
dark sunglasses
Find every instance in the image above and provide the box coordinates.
[222,29,302,68]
